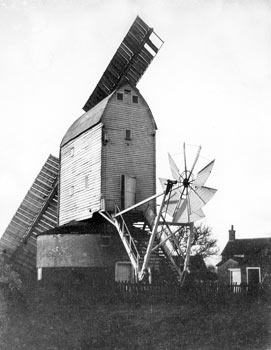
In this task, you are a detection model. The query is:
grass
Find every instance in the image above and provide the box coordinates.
[1,283,271,350]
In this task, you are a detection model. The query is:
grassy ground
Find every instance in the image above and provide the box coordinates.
[1,283,271,350]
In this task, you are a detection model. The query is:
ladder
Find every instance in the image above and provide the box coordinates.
[99,207,140,274]
[144,205,183,281]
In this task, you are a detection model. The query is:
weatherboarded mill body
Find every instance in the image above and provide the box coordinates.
[59,84,156,225]
[36,17,165,283]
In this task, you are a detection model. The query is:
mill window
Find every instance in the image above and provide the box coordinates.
[124,89,131,95]
[101,235,111,247]
[117,92,123,101]
[69,186,74,196]
[132,95,138,103]
[85,175,89,189]
[102,128,108,145]
[125,129,131,141]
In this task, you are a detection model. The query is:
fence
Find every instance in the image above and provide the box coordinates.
[112,281,263,303]
[37,277,264,304]
[115,281,182,302]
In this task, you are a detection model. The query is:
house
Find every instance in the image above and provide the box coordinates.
[217,225,271,288]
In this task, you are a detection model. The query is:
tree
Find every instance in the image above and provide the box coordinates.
[175,223,218,259]
[172,224,218,285]
[0,254,22,291]
[191,223,218,258]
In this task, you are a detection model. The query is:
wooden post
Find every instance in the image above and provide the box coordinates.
[139,180,176,281]
[113,191,165,218]
[180,223,194,287]
[148,267,152,284]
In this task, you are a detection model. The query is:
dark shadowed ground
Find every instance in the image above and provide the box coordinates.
[1,281,271,350]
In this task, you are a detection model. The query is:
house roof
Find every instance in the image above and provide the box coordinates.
[216,257,243,267]
[189,254,207,271]
[217,237,271,267]
[0,155,59,273]
[222,238,271,257]
[83,16,163,112]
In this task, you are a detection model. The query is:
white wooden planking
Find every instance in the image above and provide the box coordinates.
[101,85,157,213]
[59,123,102,225]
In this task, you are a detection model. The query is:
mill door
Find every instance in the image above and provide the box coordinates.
[121,175,136,209]
[115,262,134,282]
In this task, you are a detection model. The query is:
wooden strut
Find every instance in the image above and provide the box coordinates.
[113,191,165,218]
[99,189,167,275]
[151,227,181,253]
[138,180,176,281]
[150,225,183,282]
[160,214,185,258]
[180,224,194,286]
[99,210,140,272]
[100,179,188,283]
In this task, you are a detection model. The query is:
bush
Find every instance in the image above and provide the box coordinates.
[0,256,22,292]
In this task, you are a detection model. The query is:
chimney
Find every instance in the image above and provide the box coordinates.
[229,225,235,241]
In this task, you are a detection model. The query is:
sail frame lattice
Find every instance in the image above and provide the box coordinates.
[83,16,163,112]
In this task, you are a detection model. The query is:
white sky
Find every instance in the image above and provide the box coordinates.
[0,0,270,258]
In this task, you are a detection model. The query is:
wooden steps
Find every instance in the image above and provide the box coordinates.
[116,210,180,282]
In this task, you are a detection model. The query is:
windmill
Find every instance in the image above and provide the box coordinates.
[36,16,166,281]
[34,16,216,287]
[102,143,217,285]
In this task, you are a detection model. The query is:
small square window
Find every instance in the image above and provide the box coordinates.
[101,235,111,247]
[85,175,89,189]
[69,186,74,196]
[102,128,108,145]
[132,96,138,103]
[117,93,123,101]
[124,89,131,95]
[125,130,131,140]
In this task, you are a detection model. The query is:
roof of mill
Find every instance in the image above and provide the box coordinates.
[37,210,149,237]
[61,94,112,147]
